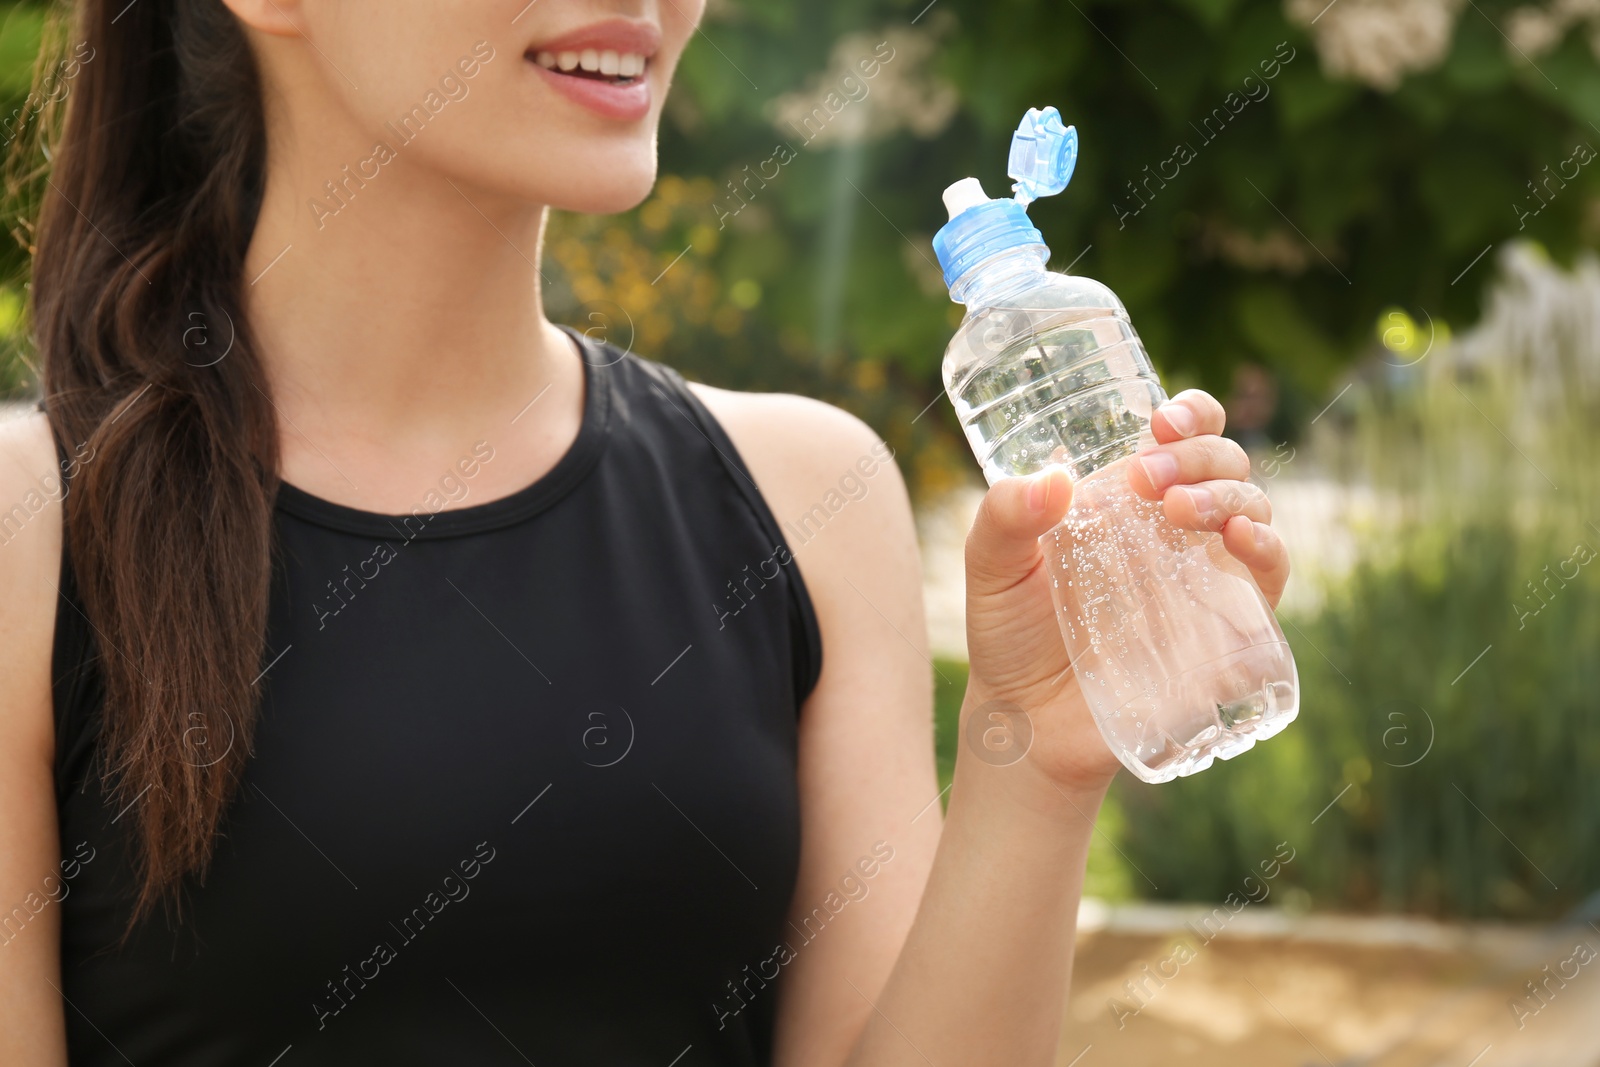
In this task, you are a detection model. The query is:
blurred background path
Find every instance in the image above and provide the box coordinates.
[1060,903,1600,1066]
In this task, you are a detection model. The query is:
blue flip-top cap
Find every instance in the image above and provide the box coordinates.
[932,199,1045,290]
[932,106,1078,291]
[1009,106,1078,207]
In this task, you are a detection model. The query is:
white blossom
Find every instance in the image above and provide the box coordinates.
[1286,0,1466,91]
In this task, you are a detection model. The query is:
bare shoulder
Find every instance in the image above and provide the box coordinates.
[687,382,913,554]
[0,408,65,569]
[0,406,68,1062]
[686,382,927,699]
[0,407,65,756]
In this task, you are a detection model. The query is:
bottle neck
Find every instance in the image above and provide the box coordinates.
[949,244,1050,307]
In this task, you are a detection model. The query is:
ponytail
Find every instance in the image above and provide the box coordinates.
[22,0,279,928]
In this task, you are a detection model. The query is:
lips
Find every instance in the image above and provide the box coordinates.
[525,18,662,120]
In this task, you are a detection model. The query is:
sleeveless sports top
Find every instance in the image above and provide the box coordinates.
[48,326,823,1066]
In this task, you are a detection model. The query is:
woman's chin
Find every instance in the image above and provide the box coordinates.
[545,171,659,216]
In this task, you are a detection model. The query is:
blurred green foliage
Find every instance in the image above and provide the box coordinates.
[944,499,1600,923]
[1115,519,1600,919]
[0,1,42,394]
[933,657,964,792]
[0,2,39,96]
[940,486,1600,922]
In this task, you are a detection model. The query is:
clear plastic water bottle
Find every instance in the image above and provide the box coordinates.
[932,106,1299,783]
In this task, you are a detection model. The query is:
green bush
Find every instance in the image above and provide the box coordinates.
[1112,260,1600,919]
[1113,517,1600,919]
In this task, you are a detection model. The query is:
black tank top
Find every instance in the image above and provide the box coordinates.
[48,327,823,1066]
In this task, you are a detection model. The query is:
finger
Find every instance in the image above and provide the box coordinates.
[1150,389,1226,444]
[1129,435,1251,499]
[1221,515,1290,607]
[1163,479,1271,532]
[965,467,1074,600]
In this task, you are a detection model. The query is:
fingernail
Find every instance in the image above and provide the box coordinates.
[1027,471,1051,512]
[1139,452,1180,491]
[1181,485,1215,517]
[1162,404,1197,438]
[1254,521,1273,547]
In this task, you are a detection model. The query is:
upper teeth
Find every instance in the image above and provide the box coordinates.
[535,49,647,77]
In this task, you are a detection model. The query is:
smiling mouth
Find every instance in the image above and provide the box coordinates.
[529,48,648,86]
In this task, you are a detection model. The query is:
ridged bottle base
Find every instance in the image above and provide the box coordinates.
[1094,641,1300,784]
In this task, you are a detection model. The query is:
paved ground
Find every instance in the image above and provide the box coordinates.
[1060,903,1600,1066]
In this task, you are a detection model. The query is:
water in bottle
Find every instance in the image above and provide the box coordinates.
[932,106,1299,783]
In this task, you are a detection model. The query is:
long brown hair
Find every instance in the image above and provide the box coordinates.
[20,0,279,926]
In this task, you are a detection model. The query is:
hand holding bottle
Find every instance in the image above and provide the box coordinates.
[959,390,1290,796]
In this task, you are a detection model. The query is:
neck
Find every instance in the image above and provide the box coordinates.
[951,246,1050,307]
[242,139,571,448]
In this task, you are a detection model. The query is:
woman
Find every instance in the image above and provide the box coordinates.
[0,1,1288,1063]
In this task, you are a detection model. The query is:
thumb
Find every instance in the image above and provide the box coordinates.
[965,467,1074,599]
